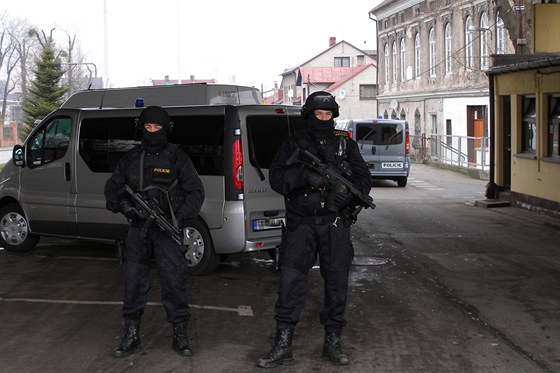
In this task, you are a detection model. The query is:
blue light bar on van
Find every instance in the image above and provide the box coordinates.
[252,217,285,231]
[135,98,145,107]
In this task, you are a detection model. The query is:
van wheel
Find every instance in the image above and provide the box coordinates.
[397,176,408,187]
[182,219,219,276]
[0,203,40,252]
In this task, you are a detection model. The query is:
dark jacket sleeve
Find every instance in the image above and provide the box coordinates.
[104,154,130,213]
[346,138,373,196]
[175,152,205,219]
[269,137,308,196]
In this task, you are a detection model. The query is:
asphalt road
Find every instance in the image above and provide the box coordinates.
[1,163,559,373]
[0,147,12,164]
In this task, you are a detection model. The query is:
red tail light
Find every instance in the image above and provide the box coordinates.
[405,132,410,154]
[232,138,244,190]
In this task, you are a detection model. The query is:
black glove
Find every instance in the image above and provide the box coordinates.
[118,199,144,221]
[176,213,187,229]
[304,170,326,189]
[333,187,353,210]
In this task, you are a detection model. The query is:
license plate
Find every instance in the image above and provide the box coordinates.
[382,162,403,169]
[252,217,285,231]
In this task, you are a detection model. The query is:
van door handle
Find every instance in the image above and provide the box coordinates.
[372,147,376,155]
[65,162,71,181]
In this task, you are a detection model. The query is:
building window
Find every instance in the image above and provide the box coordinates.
[334,57,350,67]
[429,28,436,77]
[357,55,365,66]
[384,43,389,83]
[446,119,452,146]
[465,16,474,70]
[400,38,406,81]
[445,23,452,74]
[414,32,421,78]
[480,12,489,70]
[392,41,398,82]
[359,84,377,100]
[496,12,506,54]
[521,96,536,154]
[548,94,560,158]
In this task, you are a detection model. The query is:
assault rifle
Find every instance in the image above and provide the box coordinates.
[286,147,376,218]
[124,185,186,249]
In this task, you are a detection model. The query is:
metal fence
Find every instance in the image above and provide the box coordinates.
[411,134,490,171]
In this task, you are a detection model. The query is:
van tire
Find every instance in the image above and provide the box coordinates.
[182,218,219,276]
[397,176,408,187]
[0,203,40,252]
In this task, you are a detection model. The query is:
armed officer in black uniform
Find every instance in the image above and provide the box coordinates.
[104,106,204,358]
[257,92,372,368]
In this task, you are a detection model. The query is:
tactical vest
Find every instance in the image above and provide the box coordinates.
[125,144,185,217]
[294,130,352,178]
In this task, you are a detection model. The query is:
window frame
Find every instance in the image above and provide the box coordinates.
[400,37,406,81]
[429,27,436,77]
[414,32,421,79]
[445,22,452,74]
[465,16,474,70]
[520,96,537,155]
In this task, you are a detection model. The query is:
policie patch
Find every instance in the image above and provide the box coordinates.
[152,167,172,183]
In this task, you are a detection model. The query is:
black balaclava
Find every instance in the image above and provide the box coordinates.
[309,113,335,139]
[142,126,168,152]
[137,106,171,152]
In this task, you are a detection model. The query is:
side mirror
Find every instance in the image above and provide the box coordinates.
[12,144,25,167]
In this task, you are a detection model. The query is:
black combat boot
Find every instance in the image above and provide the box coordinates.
[172,323,193,357]
[112,324,141,358]
[256,328,294,368]
[322,332,349,365]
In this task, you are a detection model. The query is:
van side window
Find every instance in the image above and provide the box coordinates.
[170,115,224,176]
[246,115,291,168]
[28,117,72,168]
[79,117,138,173]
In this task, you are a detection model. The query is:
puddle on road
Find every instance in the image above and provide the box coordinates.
[352,256,389,266]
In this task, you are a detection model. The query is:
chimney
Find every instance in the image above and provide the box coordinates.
[329,37,336,47]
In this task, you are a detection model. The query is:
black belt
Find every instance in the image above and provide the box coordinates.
[289,213,338,225]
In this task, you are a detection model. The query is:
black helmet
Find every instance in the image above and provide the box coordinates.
[301,91,339,119]
[137,106,172,127]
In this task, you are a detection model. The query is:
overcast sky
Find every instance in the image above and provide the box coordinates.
[3,0,382,91]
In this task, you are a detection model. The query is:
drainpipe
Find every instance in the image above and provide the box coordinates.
[369,11,379,118]
[485,71,498,199]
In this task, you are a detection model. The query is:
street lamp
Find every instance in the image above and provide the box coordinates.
[63,62,99,88]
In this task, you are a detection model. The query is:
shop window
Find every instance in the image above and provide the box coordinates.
[521,96,536,154]
[549,95,560,158]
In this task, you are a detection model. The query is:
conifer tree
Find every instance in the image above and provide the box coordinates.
[20,30,68,141]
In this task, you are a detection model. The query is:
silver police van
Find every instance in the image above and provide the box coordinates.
[0,84,307,275]
[336,118,411,187]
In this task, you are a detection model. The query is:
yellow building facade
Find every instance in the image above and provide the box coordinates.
[488,3,560,216]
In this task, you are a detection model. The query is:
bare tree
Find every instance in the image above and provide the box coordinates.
[1,40,20,122]
[9,18,38,101]
[61,30,91,96]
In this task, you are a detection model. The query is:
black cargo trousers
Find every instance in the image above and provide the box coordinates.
[121,223,189,326]
[274,217,354,333]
